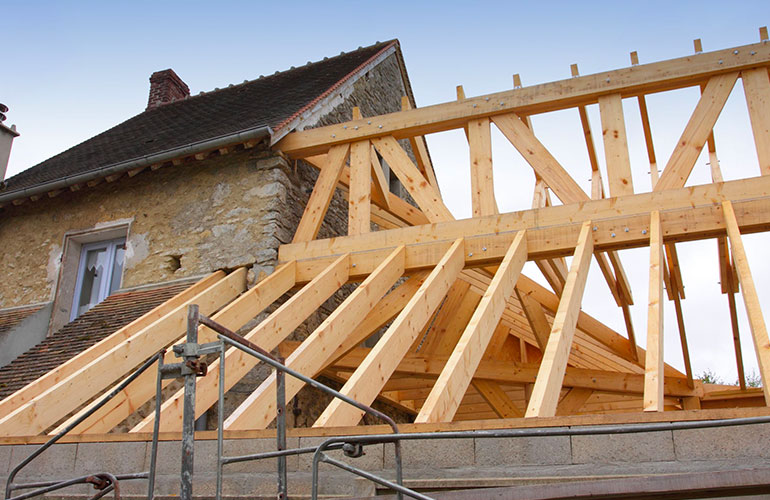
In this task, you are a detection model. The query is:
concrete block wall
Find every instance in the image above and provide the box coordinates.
[2,422,770,498]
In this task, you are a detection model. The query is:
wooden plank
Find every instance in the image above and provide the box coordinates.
[742,67,770,175]
[556,387,593,416]
[224,247,406,430]
[637,94,659,188]
[313,239,466,427]
[0,269,247,437]
[348,140,371,235]
[598,93,634,196]
[722,200,770,404]
[416,231,527,423]
[0,271,225,418]
[655,72,738,191]
[421,281,479,357]
[472,380,523,418]
[468,117,497,217]
[133,256,349,433]
[372,135,454,223]
[515,288,551,351]
[644,211,665,411]
[57,264,296,435]
[401,96,441,192]
[526,221,595,417]
[369,145,390,210]
[282,176,770,279]
[293,143,349,242]
[492,113,590,204]
[276,41,770,157]
[727,268,747,390]
[330,345,695,397]
[672,293,694,388]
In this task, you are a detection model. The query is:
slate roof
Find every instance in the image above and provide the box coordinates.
[0,281,193,399]
[2,40,398,196]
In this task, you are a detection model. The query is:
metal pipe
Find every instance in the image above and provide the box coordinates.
[318,454,431,500]
[0,127,272,204]
[179,305,199,500]
[215,342,225,500]
[6,473,127,500]
[275,357,288,500]
[217,334,404,498]
[147,350,165,500]
[220,443,345,465]
[5,353,162,500]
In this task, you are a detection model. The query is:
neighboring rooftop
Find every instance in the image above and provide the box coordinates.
[0,281,193,400]
[0,40,403,200]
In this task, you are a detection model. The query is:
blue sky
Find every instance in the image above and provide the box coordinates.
[4,1,770,383]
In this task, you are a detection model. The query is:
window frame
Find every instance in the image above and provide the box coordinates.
[70,237,126,321]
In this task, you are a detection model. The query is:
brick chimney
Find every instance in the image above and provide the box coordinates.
[146,69,190,110]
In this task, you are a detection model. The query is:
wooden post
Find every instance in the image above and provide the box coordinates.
[644,211,665,411]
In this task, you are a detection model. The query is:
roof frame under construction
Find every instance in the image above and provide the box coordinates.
[2,30,770,439]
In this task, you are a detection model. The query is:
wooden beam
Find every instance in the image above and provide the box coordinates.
[515,288,551,351]
[722,200,770,404]
[133,256,349,433]
[655,72,738,191]
[492,113,590,205]
[644,211,665,412]
[55,264,297,435]
[673,292,694,388]
[0,272,225,419]
[224,247,406,430]
[276,40,770,158]
[348,140,371,235]
[556,387,593,416]
[372,136,454,223]
[598,93,634,196]
[293,143,349,242]
[526,221,594,417]
[741,67,770,175]
[329,345,696,396]
[472,380,523,418]
[369,145,390,210]
[282,176,770,281]
[0,269,246,437]
[727,264,747,390]
[401,96,441,192]
[416,231,527,423]
[468,117,497,217]
[313,239,465,427]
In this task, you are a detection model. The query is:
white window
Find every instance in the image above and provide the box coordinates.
[70,237,126,320]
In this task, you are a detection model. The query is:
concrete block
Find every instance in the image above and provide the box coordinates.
[0,445,12,475]
[9,443,78,480]
[222,436,300,473]
[74,441,147,476]
[145,439,219,475]
[475,435,572,466]
[298,436,383,471]
[571,430,675,464]
[384,437,474,469]
[673,422,770,461]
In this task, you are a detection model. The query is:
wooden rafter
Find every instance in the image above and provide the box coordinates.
[526,221,594,418]
[314,239,465,427]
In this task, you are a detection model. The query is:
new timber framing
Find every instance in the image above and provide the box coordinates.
[2,32,770,440]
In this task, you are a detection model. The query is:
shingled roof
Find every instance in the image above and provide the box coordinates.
[0,281,193,400]
[1,40,401,198]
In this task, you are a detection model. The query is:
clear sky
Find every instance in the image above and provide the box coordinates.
[4,1,770,383]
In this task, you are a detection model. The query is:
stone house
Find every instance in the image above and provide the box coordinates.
[0,40,428,424]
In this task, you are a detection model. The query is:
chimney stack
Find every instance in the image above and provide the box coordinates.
[147,69,190,110]
[0,103,20,183]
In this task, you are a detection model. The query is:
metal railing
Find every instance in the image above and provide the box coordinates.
[9,303,770,500]
[3,351,166,500]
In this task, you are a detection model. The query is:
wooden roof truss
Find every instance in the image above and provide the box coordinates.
[2,31,770,436]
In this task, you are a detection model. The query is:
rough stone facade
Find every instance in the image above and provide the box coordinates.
[0,51,417,426]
